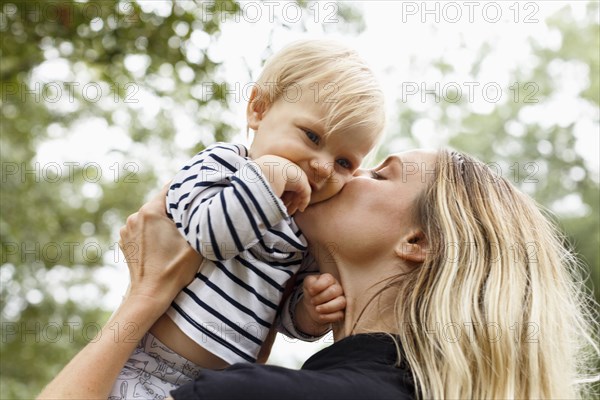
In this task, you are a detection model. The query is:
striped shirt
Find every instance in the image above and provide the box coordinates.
[166,143,313,364]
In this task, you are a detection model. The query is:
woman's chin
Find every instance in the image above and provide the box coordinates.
[293,206,317,231]
[293,208,308,225]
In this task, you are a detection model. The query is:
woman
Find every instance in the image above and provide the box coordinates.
[39,149,599,399]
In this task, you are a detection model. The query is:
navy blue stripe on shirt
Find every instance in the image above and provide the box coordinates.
[235,256,284,292]
[171,302,256,363]
[232,176,273,230]
[247,249,297,274]
[168,183,224,213]
[213,261,278,310]
[251,257,301,271]
[183,184,229,211]
[170,181,227,209]
[222,191,244,252]
[268,229,307,251]
[183,202,201,235]
[193,180,221,189]
[232,188,262,239]
[169,174,211,190]
[194,273,271,328]
[207,209,224,260]
[186,158,222,172]
[230,144,247,157]
[181,287,265,345]
[168,192,190,211]
[180,173,199,186]
[184,164,219,175]
[214,145,241,155]
[209,153,237,173]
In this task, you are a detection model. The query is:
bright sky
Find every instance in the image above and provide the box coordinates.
[26,0,599,368]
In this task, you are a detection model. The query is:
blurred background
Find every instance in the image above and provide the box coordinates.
[1,1,598,397]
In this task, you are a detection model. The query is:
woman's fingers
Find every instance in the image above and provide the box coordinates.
[137,181,171,217]
[119,181,169,255]
[119,212,138,252]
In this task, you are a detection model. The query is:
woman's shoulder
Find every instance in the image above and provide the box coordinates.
[171,333,416,400]
[302,333,401,369]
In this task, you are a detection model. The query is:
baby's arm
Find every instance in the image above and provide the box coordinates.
[293,274,346,337]
[253,154,311,216]
[277,255,346,340]
[167,144,306,261]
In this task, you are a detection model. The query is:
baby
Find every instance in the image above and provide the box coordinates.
[109,40,385,399]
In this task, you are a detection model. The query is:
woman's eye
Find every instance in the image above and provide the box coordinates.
[304,129,320,144]
[336,158,352,169]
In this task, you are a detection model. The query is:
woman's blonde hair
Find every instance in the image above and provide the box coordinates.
[387,149,599,398]
[250,39,385,141]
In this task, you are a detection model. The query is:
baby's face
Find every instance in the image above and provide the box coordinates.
[248,92,378,204]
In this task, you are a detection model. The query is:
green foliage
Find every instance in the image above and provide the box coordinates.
[390,4,599,300]
[0,1,362,397]
[1,0,598,397]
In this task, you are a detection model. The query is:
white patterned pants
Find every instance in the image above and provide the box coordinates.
[108,332,202,400]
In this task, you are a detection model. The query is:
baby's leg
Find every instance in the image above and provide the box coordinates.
[109,332,202,400]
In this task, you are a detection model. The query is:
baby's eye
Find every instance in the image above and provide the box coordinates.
[336,158,352,169]
[304,129,320,144]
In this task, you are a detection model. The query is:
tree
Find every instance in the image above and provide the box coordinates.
[0,1,363,396]
[1,0,598,397]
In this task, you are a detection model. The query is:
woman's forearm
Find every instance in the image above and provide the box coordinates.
[37,295,167,399]
[38,185,202,399]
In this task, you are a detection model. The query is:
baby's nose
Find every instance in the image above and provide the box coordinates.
[310,159,334,180]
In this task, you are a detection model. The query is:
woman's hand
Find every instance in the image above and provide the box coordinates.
[119,184,203,313]
[39,183,202,399]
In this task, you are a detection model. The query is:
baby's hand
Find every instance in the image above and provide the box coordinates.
[254,155,311,215]
[274,158,311,215]
[300,273,346,333]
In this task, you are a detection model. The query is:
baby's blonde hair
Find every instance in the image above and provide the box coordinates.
[250,40,385,143]
[386,150,599,398]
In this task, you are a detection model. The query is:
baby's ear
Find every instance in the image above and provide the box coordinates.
[394,230,428,264]
[246,85,268,130]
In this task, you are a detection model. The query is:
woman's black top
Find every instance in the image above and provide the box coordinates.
[171,333,416,400]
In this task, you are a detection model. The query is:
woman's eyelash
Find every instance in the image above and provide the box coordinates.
[371,170,383,179]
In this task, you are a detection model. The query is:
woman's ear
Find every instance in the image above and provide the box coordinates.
[246,86,268,130]
[395,230,428,264]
